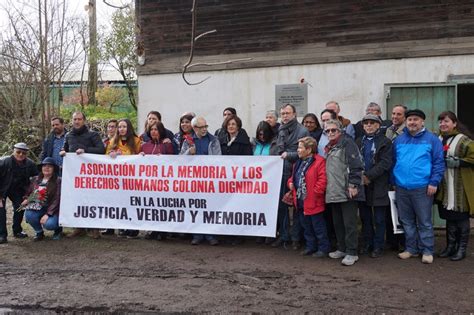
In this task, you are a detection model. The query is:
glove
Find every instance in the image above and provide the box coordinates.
[445,156,460,168]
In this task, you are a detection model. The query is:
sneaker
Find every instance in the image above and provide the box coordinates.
[33,232,44,241]
[341,255,359,266]
[118,230,127,238]
[422,254,434,264]
[144,231,158,240]
[271,238,289,249]
[209,239,219,246]
[312,251,327,258]
[370,248,384,258]
[52,232,63,240]
[329,250,346,259]
[14,231,28,239]
[101,229,115,236]
[398,251,419,259]
[126,230,139,239]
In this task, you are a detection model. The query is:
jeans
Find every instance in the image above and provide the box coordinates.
[359,203,386,250]
[291,209,304,242]
[331,201,358,255]
[192,234,217,242]
[396,186,434,255]
[302,211,330,253]
[277,172,291,241]
[0,192,25,237]
[24,209,60,234]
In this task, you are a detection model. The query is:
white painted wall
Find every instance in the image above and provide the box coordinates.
[138,55,474,134]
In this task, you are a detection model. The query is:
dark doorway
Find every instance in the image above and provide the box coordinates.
[457,84,474,132]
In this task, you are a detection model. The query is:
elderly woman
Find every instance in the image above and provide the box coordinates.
[436,111,474,261]
[288,137,329,257]
[356,114,393,258]
[23,158,62,241]
[324,119,365,266]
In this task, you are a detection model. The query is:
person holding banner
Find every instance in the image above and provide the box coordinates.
[23,158,62,241]
[60,111,105,239]
[0,143,39,244]
[356,114,393,258]
[141,120,175,240]
[393,109,445,264]
[288,137,330,257]
[106,118,141,238]
[180,116,221,245]
[140,111,178,154]
[324,119,365,266]
[174,114,195,151]
[436,111,474,261]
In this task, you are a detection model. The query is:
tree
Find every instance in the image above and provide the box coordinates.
[96,83,125,113]
[103,4,137,110]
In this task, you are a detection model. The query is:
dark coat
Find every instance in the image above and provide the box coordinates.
[0,156,38,197]
[356,132,393,206]
[219,129,253,156]
[39,130,67,161]
[63,126,105,154]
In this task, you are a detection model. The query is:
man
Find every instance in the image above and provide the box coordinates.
[385,104,407,251]
[180,116,221,245]
[325,101,355,138]
[265,110,280,136]
[0,143,38,243]
[39,117,67,172]
[353,102,392,140]
[273,104,309,249]
[60,111,105,238]
[392,109,445,264]
[385,104,407,141]
[318,109,337,157]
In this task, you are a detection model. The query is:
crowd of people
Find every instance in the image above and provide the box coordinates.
[0,101,472,266]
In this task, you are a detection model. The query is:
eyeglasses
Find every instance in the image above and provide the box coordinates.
[15,150,27,155]
[280,111,293,116]
[195,125,208,129]
[324,128,339,134]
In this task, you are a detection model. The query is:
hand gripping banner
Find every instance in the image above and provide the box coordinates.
[59,153,283,237]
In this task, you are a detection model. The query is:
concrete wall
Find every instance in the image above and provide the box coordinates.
[138,55,474,134]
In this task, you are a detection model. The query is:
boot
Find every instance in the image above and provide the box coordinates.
[450,219,470,261]
[439,221,457,258]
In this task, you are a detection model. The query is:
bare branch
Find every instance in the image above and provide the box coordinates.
[102,0,129,9]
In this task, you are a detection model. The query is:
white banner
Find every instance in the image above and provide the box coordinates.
[388,191,404,234]
[59,153,283,237]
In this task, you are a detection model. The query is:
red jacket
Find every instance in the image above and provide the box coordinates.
[288,153,327,215]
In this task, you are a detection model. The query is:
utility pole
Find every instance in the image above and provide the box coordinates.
[87,0,97,105]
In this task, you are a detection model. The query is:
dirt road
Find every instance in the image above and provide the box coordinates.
[0,229,473,313]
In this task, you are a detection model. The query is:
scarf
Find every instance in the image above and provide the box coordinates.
[296,156,314,202]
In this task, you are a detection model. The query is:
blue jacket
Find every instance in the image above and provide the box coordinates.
[392,127,445,190]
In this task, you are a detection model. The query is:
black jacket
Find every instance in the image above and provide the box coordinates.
[39,130,67,161]
[63,126,105,154]
[0,156,38,197]
[219,129,253,156]
[356,132,393,206]
[354,118,392,141]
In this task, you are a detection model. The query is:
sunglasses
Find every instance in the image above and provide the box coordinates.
[324,128,339,134]
[15,150,27,156]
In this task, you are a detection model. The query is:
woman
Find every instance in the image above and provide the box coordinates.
[106,118,141,238]
[288,137,329,257]
[174,114,195,151]
[219,115,252,245]
[324,119,365,266]
[219,115,253,156]
[251,121,278,244]
[140,111,161,142]
[356,114,393,258]
[103,119,118,147]
[23,158,62,241]
[141,121,175,240]
[302,113,323,142]
[251,121,278,157]
[436,111,474,261]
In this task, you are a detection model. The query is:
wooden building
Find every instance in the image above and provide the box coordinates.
[136,0,474,132]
